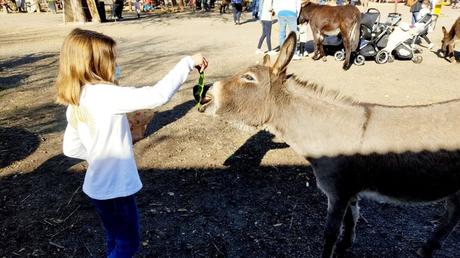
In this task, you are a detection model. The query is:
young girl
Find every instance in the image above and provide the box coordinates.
[56,28,207,257]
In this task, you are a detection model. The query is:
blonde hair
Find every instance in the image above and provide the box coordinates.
[56,28,117,105]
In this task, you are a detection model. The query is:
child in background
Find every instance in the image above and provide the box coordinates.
[417,0,434,49]
[135,0,141,18]
[56,28,208,257]
[298,22,309,57]
[293,23,308,60]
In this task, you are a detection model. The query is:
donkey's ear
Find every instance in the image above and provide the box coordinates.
[263,54,271,67]
[272,32,297,76]
[442,26,447,35]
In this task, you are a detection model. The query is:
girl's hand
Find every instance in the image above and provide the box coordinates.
[191,53,209,73]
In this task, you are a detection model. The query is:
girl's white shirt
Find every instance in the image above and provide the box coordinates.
[63,56,195,200]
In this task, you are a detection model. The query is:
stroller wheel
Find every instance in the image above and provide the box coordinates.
[376,50,389,64]
[354,55,365,66]
[388,55,395,63]
[334,50,345,61]
[412,55,423,64]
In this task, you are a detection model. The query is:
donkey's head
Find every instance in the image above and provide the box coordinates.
[298,0,313,25]
[198,32,297,127]
[441,26,455,59]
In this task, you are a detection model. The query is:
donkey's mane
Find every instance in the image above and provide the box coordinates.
[289,75,360,106]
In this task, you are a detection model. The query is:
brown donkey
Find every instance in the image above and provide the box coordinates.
[199,32,460,258]
[441,16,460,62]
[298,1,361,70]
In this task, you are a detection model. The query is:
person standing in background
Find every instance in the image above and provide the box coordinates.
[134,0,141,18]
[256,0,274,54]
[410,0,423,25]
[114,0,125,19]
[231,0,243,25]
[430,0,442,30]
[273,0,301,47]
[252,0,259,19]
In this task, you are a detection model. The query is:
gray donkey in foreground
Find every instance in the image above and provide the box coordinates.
[198,32,460,258]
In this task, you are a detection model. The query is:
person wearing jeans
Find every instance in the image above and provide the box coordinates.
[90,195,140,258]
[410,0,423,24]
[231,0,243,25]
[273,0,301,47]
[256,0,274,54]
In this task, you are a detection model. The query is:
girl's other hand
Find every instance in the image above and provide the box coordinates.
[191,53,208,73]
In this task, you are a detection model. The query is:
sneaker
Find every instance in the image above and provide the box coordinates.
[303,52,309,57]
[428,43,434,50]
[255,49,264,54]
[292,54,302,60]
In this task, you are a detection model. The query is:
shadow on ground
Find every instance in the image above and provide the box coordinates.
[0,131,459,257]
[0,53,57,91]
[0,127,40,169]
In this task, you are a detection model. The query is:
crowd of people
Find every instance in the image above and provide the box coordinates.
[251,0,458,60]
[0,0,62,13]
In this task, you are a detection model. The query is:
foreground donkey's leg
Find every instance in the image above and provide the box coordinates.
[336,197,359,256]
[417,192,460,258]
[322,196,351,258]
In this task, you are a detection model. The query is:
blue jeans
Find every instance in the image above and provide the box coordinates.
[278,15,297,47]
[233,3,242,23]
[412,11,419,24]
[90,195,140,258]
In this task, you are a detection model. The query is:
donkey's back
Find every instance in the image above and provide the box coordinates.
[312,150,460,204]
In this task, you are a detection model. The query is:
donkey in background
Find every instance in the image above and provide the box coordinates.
[298,1,361,70]
[198,32,460,258]
[441,16,460,62]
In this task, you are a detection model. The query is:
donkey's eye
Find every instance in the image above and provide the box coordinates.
[242,74,255,81]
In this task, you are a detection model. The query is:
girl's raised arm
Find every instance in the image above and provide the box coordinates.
[95,56,196,114]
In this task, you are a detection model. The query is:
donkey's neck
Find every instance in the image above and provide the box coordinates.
[265,77,460,158]
[267,78,366,158]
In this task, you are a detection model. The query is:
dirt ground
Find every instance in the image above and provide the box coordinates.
[1,3,460,258]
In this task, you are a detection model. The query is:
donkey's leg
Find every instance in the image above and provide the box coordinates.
[317,34,326,59]
[341,29,352,70]
[417,192,460,258]
[336,197,359,256]
[312,29,322,60]
[322,196,351,258]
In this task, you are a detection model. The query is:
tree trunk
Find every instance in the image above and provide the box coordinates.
[64,0,86,22]
[86,0,101,22]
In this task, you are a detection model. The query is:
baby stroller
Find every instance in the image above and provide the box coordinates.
[319,9,383,59]
[333,9,402,65]
[375,14,433,64]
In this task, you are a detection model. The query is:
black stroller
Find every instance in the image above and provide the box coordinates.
[327,9,402,65]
